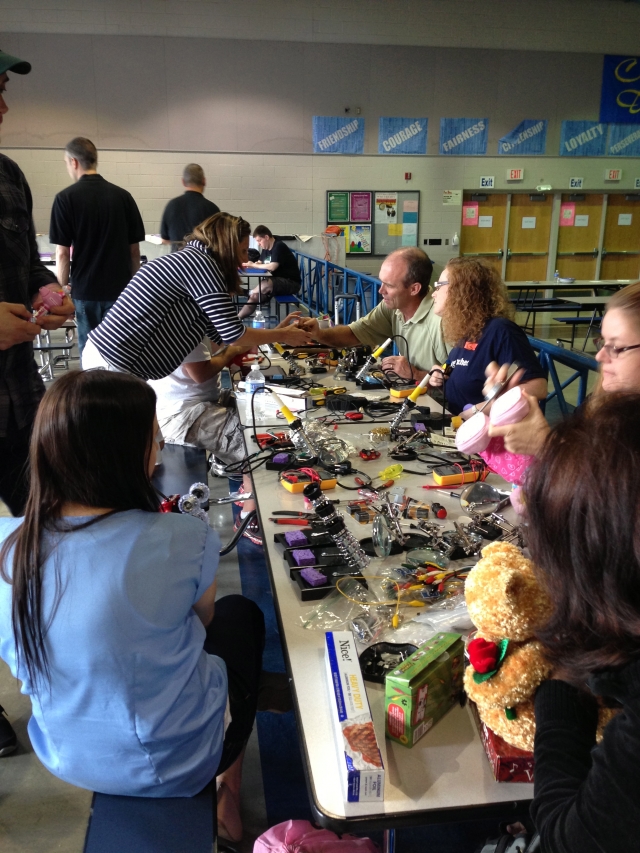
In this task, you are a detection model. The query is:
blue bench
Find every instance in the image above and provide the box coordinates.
[84,784,222,853]
[274,293,300,320]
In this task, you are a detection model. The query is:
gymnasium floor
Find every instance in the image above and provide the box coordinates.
[0,316,595,851]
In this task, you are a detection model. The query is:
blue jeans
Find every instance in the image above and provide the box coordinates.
[74,299,116,355]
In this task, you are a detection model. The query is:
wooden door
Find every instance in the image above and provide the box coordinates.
[505,194,554,281]
[601,194,640,280]
[460,194,507,274]
[555,194,603,280]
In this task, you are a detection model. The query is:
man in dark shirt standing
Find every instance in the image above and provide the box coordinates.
[160,163,220,251]
[0,46,75,762]
[50,138,145,354]
[0,48,74,520]
[238,225,301,319]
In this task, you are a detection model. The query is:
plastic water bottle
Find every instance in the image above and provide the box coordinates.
[554,269,560,283]
[244,359,266,418]
[252,309,266,329]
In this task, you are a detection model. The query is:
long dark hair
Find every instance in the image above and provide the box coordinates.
[189,212,251,295]
[524,393,640,684]
[0,370,160,687]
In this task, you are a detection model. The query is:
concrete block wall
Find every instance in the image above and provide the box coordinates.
[10,146,640,276]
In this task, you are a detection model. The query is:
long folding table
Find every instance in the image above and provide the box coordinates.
[235,364,533,850]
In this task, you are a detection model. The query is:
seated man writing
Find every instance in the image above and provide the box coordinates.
[148,338,261,545]
[238,225,301,319]
[293,247,448,379]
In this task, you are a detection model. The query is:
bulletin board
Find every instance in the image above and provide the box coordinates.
[326,190,420,256]
[372,190,420,255]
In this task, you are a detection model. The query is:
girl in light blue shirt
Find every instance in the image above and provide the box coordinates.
[0,370,265,844]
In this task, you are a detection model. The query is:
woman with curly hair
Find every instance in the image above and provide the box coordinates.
[426,257,547,416]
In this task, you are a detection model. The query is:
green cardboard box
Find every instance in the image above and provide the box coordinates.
[385,632,464,747]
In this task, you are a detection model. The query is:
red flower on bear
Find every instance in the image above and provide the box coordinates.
[468,638,500,673]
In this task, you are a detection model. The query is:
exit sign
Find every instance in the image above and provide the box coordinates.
[605,169,622,181]
[569,177,584,189]
[480,176,495,188]
[507,168,524,181]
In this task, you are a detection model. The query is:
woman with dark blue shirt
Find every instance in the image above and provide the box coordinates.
[427,258,547,415]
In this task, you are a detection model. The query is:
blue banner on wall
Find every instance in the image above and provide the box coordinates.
[312,117,365,154]
[559,121,607,157]
[378,117,427,154]
[608,124,640,156]
[600,55,640,124]
[498,119,547,155]
[439,118,488,155]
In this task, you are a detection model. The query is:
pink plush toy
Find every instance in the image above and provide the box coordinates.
[455,387,535,487]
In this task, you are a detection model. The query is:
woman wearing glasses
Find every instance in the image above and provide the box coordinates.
[488,280,640,456]
[426,257,547,415]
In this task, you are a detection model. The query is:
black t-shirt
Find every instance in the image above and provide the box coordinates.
[49,174,145,301]
[260,239,300,283]
[160,191,220,245]
[445,317,546,415]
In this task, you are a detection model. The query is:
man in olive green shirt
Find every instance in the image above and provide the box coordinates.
[295,247,448,380]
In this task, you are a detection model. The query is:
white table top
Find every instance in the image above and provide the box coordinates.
[241,364,534,829]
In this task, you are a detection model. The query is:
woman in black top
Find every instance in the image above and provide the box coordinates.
[524,394,640,852]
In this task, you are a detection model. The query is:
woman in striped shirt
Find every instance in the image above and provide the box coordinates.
[83,213,312,379]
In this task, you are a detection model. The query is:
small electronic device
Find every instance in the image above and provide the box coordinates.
[431,465,483,486]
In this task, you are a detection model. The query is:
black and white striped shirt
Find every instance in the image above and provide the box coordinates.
[89,240,246,380]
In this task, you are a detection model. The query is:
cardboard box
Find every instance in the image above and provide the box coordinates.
[469,701,534,783]
[385,632,464,747]
[325,631,385,803]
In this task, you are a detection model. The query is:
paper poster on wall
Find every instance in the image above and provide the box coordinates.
[401,232,416,246]
[462,204,479,226]
[327,192,349,222]
[478,216,493,228]
[440,119,488,155]
[600,55,640,124]
[346,224,372,253]
[402,223,417,236]
[618,213,633,226]
[560,121,607,157]
[313,116,365,154]
[522,217,537,229]
[442,190,462,206]
[498,119,547,155]
[575,215,589,227]
[388,223,403,236]
[403,200,419,213]
[375,192,398,223]
[378,117,428,154]
[349,192,372,222]
[559,203,576,226]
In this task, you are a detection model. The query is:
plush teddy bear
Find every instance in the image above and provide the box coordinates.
[463,541,553,751]
[464,540,619,752]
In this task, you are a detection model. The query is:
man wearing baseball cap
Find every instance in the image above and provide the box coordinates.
[0,48,74,515]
